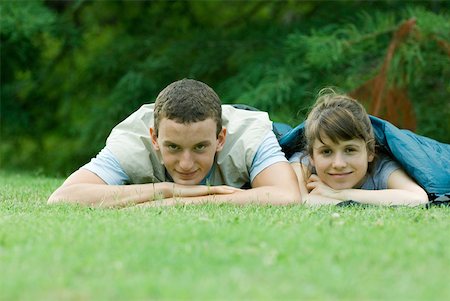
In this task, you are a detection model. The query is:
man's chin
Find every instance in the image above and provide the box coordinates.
[173,178,202,186]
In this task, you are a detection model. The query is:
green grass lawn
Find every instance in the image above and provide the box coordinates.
[1,170,449,301]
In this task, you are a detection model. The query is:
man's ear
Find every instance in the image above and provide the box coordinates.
[368,152,375,163]
[149,127,160,151]
[216,127,227,152]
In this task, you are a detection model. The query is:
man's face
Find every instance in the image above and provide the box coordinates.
[150,118,226,185]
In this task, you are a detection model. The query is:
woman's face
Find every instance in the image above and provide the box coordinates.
[310,135,374,190]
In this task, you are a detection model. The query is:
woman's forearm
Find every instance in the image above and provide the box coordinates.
[333,188,428,206]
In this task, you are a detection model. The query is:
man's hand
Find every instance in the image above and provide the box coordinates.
[170,184,242,199]
[47,169,242,208]
[135,185,242,208]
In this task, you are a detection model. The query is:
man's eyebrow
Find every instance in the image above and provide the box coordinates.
[161,141,212,147]
[162,141,179,146]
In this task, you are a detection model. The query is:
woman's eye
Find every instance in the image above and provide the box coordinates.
[321,149,332,156]
[345,148,356,153]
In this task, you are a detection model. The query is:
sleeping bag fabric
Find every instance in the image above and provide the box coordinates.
[279,116,450,197]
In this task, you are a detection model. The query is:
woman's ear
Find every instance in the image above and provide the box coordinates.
[216,127,227,152]
[309,156,315,167]
[149,128,160,151]
[368,152,375,163]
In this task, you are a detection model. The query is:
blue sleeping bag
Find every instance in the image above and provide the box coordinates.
[279,116,450,198]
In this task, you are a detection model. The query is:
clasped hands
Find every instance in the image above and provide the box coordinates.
[134,183,242,208]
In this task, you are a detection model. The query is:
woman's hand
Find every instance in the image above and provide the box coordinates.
[306,174,341,199]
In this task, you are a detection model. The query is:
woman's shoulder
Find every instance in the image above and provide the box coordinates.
[374,151,401,172]
[363,151,402,190]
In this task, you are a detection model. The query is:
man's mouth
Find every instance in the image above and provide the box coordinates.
[176,170,198,178]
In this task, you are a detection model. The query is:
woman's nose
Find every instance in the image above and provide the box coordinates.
[332,153,347,168]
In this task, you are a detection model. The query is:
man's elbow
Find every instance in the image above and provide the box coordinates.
[47,188,66,205]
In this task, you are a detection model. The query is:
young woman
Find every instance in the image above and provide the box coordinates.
[290,89,428,206]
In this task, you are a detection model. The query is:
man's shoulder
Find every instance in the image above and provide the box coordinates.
[222,104,270,119]
[128,103,155,122]
[221,105,271,133]
[217,106,274,171]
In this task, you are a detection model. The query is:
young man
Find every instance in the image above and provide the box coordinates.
[48,79,300,207]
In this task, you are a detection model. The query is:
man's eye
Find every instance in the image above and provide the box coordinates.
[345,148,357,153]
[195,145,206,152]
[168,145,180,151]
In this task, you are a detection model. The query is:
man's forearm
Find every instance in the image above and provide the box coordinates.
[47,183,171,208]
[138,186,301,207]
[47,182,241,208]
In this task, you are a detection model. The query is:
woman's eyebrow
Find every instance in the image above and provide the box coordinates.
[313,144,329,149]
[343,142,362,148]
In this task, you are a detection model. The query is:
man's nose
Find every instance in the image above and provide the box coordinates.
[179,151,194,170]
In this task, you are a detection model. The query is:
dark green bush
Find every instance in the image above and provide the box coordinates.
[1,1,448,175]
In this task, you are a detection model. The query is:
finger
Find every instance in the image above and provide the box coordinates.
[306,181,317,192]
[309,187,320,195]
[308,174,320,182]
[306,180,317,188]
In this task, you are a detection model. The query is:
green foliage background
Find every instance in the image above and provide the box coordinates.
[1,0,449,176]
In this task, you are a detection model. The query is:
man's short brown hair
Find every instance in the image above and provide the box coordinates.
[154,79,222,136]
